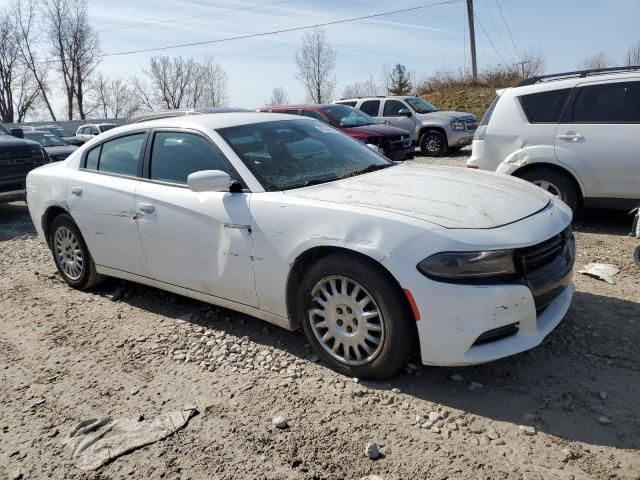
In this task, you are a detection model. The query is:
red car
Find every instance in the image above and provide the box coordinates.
[257,104,415,161]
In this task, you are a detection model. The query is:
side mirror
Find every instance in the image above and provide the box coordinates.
[398,109,413,117]
[187,170,232,193]
[10,128,24,138]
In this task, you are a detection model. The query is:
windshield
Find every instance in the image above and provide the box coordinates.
[218,119,392,191]
[99,124,118,132]
[0,125,9,135]
[25,132,68,147]
[406,97,439,113]
[322,105,377,128]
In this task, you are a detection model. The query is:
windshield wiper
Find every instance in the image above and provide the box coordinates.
[342,163,394,179]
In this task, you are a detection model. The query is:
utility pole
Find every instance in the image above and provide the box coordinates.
[516,60,531,78]
[466,0,478,81]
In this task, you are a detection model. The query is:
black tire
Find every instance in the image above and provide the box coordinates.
[419,130,447,157]
[519,168,579,212]
[49,213,103,290]
[447,146,463,153]
[296,252,417,379]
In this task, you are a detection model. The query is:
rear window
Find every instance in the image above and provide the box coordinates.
[480,94,501,126]
[519,88,571,123]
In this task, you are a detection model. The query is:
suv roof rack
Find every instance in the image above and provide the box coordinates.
[516,65,640,87]
[338,95,387,100]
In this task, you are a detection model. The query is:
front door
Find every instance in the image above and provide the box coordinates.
[134,130,257,307]
[555,80,640,199]
[381,99,416,133]
[67,132,148,275]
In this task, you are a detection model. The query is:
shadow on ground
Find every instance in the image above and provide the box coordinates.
[0,201,35,241]
[95,275,640,450]
[573,207,635,236]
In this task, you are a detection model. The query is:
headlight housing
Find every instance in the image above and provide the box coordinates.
[450,120,466,130]
[417,250,517,281]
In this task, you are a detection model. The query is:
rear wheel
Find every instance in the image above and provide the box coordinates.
[49,214,103,290]
[520,168,578,212]
[297,253,417,379]
[419,130,447,157]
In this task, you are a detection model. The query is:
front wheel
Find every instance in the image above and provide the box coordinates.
[49,213,103,289]
[297,253,417,379]
[419,130,447,157]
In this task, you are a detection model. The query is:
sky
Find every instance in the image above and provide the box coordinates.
[6,0,640,114]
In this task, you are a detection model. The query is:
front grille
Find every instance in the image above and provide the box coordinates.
[0,154,32,167]
[517,227,571,274]
[473,323,519,346]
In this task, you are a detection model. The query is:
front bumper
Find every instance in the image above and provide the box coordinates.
[448,128,475,148]
[381,203,575,366]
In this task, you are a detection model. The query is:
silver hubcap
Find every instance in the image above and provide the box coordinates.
[425,135,441,154]
[533,180,562,199]
[54,226,84,281]
[308,275,384,366]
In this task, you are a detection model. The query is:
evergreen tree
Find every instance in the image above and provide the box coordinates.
[388,64,412,95]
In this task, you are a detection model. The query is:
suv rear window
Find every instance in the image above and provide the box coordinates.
[572,81,640,123]
[519,88,571,123]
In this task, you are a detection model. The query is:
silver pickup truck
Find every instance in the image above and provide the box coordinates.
[335,95,477,157]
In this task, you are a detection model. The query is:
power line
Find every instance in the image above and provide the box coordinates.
[102,0,462,58]
[473,11,507,65]
[98,0,297,33]
[495,0,519,57]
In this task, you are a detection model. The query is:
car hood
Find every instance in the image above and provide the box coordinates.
[418,111,476,121]
[44,145,78,156]
[285,164,550,229]
[345,124,410,137]
[0,135,41,151]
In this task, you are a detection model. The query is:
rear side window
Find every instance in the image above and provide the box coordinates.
[150,132,231,184]
[383,100,406,117]
[360,100,380,116]
[98,133,146,176]
[572,81,640,123]
[519,88,571,123]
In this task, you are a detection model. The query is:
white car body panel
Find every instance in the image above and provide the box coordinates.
[26,113,575,367]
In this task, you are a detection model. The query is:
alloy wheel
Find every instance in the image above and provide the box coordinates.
[308,275,385,366]
[533,180,563,199]
[54,226,84,281]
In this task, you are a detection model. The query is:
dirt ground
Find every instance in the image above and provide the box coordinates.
[1,153,639,480]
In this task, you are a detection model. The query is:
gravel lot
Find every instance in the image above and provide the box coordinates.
[1,152,639,479]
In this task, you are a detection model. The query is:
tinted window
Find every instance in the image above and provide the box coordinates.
[360,100,380,116]
[383,100,406,117]
[273,109,299,115]
[480,94,501,126]
[85,146,100,170]
[150,132,231,184]
[99,124,117,133]
[519,89,571,123]
[336,101,357,107]
[98,133,145,176]
[90,126,100,135]
[218,119,391,191]
[301,110,329,123]
[573,82,640,123]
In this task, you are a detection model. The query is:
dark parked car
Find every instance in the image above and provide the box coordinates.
[0,125,46,203]
[126,107,250,124]
[257,104,415,160]
[33,125,85,146]
[23,130,78,162]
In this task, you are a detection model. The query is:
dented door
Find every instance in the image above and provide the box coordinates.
[134,183,257,307]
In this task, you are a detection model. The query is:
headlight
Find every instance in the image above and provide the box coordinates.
[417,250,517,281]
[450,120,466,130]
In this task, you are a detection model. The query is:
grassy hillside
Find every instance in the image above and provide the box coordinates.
[420,85,499,119]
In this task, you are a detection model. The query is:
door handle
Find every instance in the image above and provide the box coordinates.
[138,203,155,214]
[71,186,82,196]
[557,133,584,140]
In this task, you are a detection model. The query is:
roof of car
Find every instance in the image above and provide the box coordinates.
[508,70,640,95]
[260,104,338,110]
[95,112,308,139]
[337,95,418,102]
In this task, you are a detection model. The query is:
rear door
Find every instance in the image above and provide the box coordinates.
[555,79,640,199]
[67,132,148,275]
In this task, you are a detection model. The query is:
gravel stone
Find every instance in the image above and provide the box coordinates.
[519,425,536,436]
[597,416,611,425]
[272,416,288,429]
[365,441,380,459]
[450,374,464,382]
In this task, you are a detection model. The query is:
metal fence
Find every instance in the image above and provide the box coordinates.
[3,118,126,133]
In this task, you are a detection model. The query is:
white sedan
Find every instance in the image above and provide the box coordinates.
[26,113,576,378]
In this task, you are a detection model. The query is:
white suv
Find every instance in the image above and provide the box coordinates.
[76,123,119,142]
[467,68,640,211]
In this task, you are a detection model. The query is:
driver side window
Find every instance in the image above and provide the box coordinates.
[383,100,407,117]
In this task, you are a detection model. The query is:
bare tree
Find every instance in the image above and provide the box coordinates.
[11,0,56,121]
[45,0,101,120]
[267,86,289,106]
[197,57,228,107]
[0,7,19,122]
[131,75,155,112]
[580,53,610,70]
[342,77,381,99]
[295,27,336,103]
[90,73,140,119]
[626,41,640,66]
[517,51,545,78]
